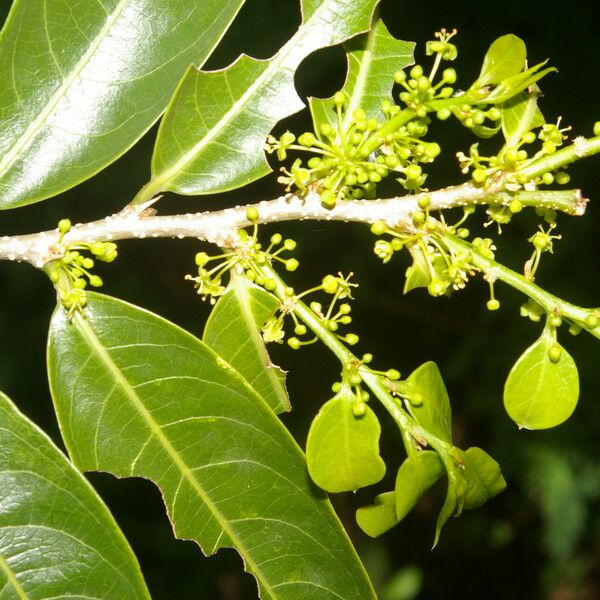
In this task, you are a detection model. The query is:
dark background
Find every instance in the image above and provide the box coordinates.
[1,1,599,598]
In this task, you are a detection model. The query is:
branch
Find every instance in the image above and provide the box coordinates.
[0,184,585,267]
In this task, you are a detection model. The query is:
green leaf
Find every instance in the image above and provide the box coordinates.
[47,292,376,599]
[0,390,150,599]
[433,479,459,547]
[203,273,290,414]
[146,0,379,198]
[501,89,545,147]
[395,451,444,520]
[458,447,506,509]
[355,492,397,538]
[503,327,579,429]
[0,0,246,209]
[306,394,386,493]
[475,34,527,88]
[405,361,453,444]
[404,245,432,294]
[309,17,414,135]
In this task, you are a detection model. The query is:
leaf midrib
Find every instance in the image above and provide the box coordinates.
[0,0,129,177]
[72,312,276,599]
[0,553,29,600]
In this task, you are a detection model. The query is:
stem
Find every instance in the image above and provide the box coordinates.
[442,234,600,340]
[0,186,584,267]
[358,108,416,158]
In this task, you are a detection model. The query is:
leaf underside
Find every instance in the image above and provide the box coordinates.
[47,293,376,599]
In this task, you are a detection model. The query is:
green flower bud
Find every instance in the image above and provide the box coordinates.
[457,228,470,239]
[353,402,366,417]
[371,221,386,236]
[472,168,487,183]
[486,299,500,311]
[288,337,301,350]
[345,333,359,346]
[555,172,570,185]
[386,369,400,381]
[548,344,562,363]
[549,314,562,328]
[285,258,299,272]
[418,195,431,209]
[283,239,296,251]
[294,324,307,336]
[541,172,554,185]
[58,219,71,234]
[195,252,209,266]
[442,68,456,84]
[320,189,337,208]
[322,275,338,294]
[410,65,423,79]
[89,275,103,288]
[333,91,347,107]
[264,279,277,291]
[509,199,523,214]
[246,207,259,222]
[394,70,407,83]
[594,122,600,136]
[298,132,316,147]
[437,108,451,120]
[585,315,599,329]
[522,131,536,144]
[307,157,322,169]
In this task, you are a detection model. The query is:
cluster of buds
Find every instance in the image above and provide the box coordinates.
[46,219,118,312]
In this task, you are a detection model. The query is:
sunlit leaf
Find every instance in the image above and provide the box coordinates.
[503,326,579,429]
[203,272,290,414]
[47,293,376,599]
[0,390,150,599]
[0,0,245,209]
[309,17,414,135]
[405,361,453,444]
[147,0,378,198]
[475,34,526,88]
[306,394,386,493]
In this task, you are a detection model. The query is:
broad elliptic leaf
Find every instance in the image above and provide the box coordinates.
[503,327,579,429]
[203,273,290,414]
[475,34,526,88]
[147,0,379,198]
[306,395,386,493]
[0,0,246,209]
[405,362,453,444]
[48,293,376,599]
[355,492,397,538]
[0,390,150,599]
[309,17,414,135]
[459,447,506,510]
[395,451,444,520]
[501,88,545,148]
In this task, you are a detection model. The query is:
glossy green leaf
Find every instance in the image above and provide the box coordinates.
[47,293,376,599]
[458,447,506,509]
[395,451,444,520]
[306,395,386,493]
[355,492,397,538]
[475,34,526,88]
[405,362,453,444]
[309,17,414,135]
[0,390,150,599]
[0,0,246,209]
[504,327,579,429]
[404,245,431,293]
[203,273,290,414]
[146,0,379,198]
[501,89,545,147]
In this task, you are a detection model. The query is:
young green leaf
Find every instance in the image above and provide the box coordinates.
[503,327,579,429]
[203,273,290,414]
[395,451,444,520]
[405,361,453,444]
[309,17,414,136]
[143,0,379,200]
[475,34,527,88]
[433,479,459,547]
[0,0,246,209]
[404,245,432,293]
[501,89,545,148]
[0,390,150,599]
[355,492,397,538]
[47,293,376,599]
[306,394,386,493]
[458,447,506,509]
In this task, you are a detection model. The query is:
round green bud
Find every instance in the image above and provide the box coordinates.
[549,314,562,328]
[349,372,362,386]
[427,279,446,297]
[585,315,599,329]
[391,239,403,251]
[437,108,451,121]
[283,239,296,251]
[568,323,581,336]
[542,141,556,155]
[457,227,470,239]
[385,154,399,168]
[442,68,457,84]
[294,324,307,336]
[270,233,282,245]
[288,337,301,350]
[487,107,502,121]
[362,353,373,364]
[472,110,485,125]
[472,168,487,184]
[555,172,570,185]
[371,221,386,236]
[327,320,338,332]
[322,274,338,294]
[298,132,316,147]
[81,257,94,269]
[280,131,296,145]
[58,219,71,234]
[418,195,431,209]
[285,258,299,272]
[264,279,277,291]
[345,333,359,346]
[319,123,334,139]
[522,131,536,144]
[386,369,400,381]
[486,299,500,311]
[340,303,351,315]
[417,76,431,92]
[409,392,423,407]
[368,171,382,183]
[353,402,366,417]
[194,252,209,266]
[340,316,352,325]
[405,164,422,180]
[310,301,322,313]
[509,199,523,214]
[345,173,357,186]
[332,382,342,393]
[246,206,259,222]
[284,286,295,297]
[548,344,562,363]
[246,270,256,282]
[439,87,453,98]
[541,172,554,185]
[73,278,87,289]
[532,232,550,252]
[356,171,369,185]
[410,65,423,79]
[320,189,337,208]
[307,157,322,169]
[594,122,600,137]
[394,70,407,83]
[412,210,426,226]
[89,275,103,288]
[333,91,347,107]
[504,148,519,165]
